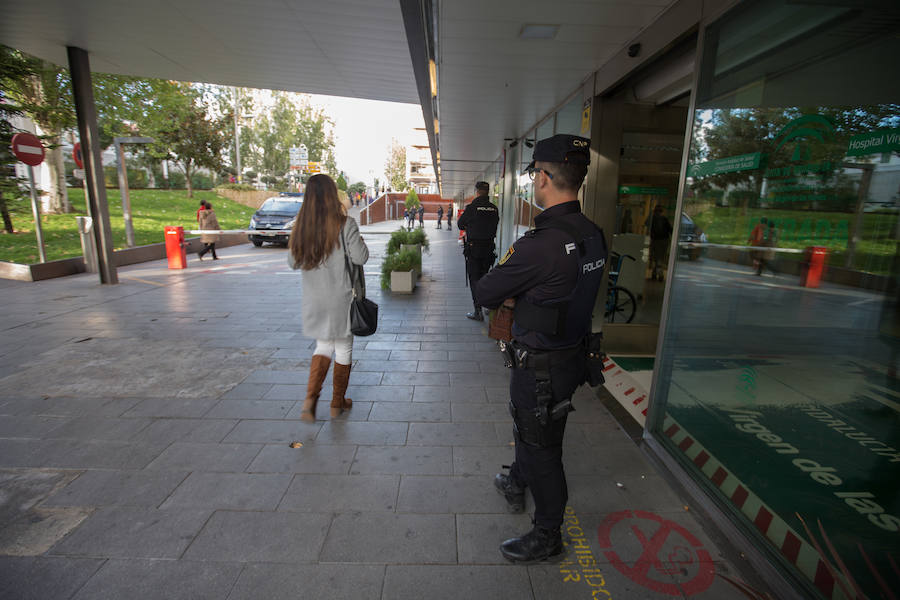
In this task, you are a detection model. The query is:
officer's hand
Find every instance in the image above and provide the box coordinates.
[502,298,516,309]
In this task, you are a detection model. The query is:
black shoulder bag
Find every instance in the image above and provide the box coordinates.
[341,226,378,336]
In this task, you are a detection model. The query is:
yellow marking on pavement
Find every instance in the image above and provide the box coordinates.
[121,275,166,287]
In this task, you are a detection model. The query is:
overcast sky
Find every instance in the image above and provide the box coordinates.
[307,95,425,186]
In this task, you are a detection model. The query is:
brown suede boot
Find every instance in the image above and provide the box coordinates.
[300,355,331,423]
[331,362,353,418]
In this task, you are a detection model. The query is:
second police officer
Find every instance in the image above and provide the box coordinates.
[475,134,608,563]
[457,181,499,320]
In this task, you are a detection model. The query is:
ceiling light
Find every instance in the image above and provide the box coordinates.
[433,118,439,134]
[519,24,559,40]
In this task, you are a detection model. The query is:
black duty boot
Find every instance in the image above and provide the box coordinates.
[494,473,525,513]
[500,525,564,563]
[466,310,484,321]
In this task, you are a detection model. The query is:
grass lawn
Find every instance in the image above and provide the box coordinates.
[690,206,898,275]
[0,188,255,265]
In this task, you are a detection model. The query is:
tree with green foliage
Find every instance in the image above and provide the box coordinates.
[336,172,348,191]
[405,188,420,210]
[0,46,75,213]
[385,138,408,192]
[348,181,367,197]
[140,82,231,198]
[243,92,336,182]
[0,97,25,233]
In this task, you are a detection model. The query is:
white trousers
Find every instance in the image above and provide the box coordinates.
[313,336,353,365]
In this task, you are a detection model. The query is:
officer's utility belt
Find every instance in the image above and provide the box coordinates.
[499,340,580,371]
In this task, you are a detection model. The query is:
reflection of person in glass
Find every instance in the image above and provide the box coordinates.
[645,205,672,281]
[756,220,778,276]
[748,217,767,274]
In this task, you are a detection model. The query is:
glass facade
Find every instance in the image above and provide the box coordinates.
[651,2,899,599]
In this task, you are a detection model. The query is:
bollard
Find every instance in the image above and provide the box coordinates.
[164,226,188,269]
[76,216,98,273]
[801,246,827,287]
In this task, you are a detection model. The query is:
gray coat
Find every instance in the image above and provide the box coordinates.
[288,217,369,340]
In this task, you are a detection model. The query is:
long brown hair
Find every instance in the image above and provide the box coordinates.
[289,174,346,270]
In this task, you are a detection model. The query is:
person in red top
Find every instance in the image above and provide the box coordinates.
[196,200,207,223]
[748,217,767,273]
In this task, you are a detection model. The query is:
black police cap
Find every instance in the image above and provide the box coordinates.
[525,134,590,171]
[475,181,490,191]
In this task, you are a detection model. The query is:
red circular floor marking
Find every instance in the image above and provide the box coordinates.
[597,510,715,596]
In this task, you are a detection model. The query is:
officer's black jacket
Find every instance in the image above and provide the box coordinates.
[457,195,499,240]
[474,201,607,349]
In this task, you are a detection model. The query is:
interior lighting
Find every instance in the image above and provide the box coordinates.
[429,59,437,97]
[519,24,559,39]
[434,118,439,134]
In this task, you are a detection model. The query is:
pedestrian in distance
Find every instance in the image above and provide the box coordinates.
[457,181,499,320]
[418,205,425,228]
[287,174,369,422]
[748,217,768,274]
[645,205,672,281]
[404,208,410,230]
[195,199,206,223]
[436,205,444,229]
[447,203,453,231]
[474,134,607,564]
[197,201,221,260]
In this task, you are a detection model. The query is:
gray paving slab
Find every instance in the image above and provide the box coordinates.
[345,384,413,402]
[456,514,535,564]
[383,371,449,386]
[397,475,509,514]
[183,510,331,563]
[413,385,487,403]
[204,399,296,419]
[0,415,69,438]
[71,558,242,600]
[40,439,167,470]
[122,397,220,418]
[227,563,385,600]
[383,565,533,600]
[247,444,357,474]
[278,474,399,512]
[0,556,106,600]
[44,417,154,441]
[48,507,211,558]
[452,445,516,475]
[358,359,416,371]
[390,350,448,361]
[132,418,238,445]
[242,370,307,384]
[259,384,304,401]
[451,402,512,422]
[145,442,262,472]
[159,472,292,511]
[315,420,408,445]
[41,469,189,508]
[350,445,452,475]
[321,512,456,563]
[369,401,451,422]
[0,396,142,417]
[222,420,321,444]
[408,422,503,446]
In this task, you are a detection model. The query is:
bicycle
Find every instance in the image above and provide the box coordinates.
[605,252,637,323]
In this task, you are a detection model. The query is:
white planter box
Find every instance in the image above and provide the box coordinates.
[390,270,416,293]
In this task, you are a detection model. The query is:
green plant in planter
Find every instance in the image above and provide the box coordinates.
[387,228,410,254]
[405,227,430,251]
[381,248,422,290]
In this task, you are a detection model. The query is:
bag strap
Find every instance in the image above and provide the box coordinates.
[340,222,365,300]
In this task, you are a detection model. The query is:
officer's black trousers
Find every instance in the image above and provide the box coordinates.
[508,357,584,531]
[466,255,492,309]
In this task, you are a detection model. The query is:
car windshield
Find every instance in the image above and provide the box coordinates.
[259,199,302,214]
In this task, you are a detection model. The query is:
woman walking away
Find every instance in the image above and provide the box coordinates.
[288,174,369,421]
[197,201,221,260]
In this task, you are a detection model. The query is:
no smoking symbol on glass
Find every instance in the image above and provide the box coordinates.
[597,510,715,595]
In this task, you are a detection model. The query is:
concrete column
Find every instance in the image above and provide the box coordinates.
[67,46,118,284]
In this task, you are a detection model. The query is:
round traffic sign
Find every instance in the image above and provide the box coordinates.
[11,132,45,167]
[597,510,715,595]
[73,142,83,168]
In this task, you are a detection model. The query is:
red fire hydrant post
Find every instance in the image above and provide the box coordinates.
[164,226,187,269]
[801,246,827,287]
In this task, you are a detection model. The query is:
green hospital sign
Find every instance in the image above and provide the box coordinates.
[618,186,668,196]
[688,152,762,177]
[846,128,900,157]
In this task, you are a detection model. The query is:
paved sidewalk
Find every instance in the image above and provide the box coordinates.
[0,219,754,599]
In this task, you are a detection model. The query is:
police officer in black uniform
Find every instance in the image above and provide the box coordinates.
[475,134,608,563]
[457,181,499,321]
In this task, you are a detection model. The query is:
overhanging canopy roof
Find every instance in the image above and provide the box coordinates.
[0,0,418,104]
[434,0,678,197]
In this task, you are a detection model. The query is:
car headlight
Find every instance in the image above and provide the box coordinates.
[249,217,258,228]
[282,219,295,229]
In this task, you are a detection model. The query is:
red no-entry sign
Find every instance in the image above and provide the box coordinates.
[73,142,84,168]
[11,132,45,166]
